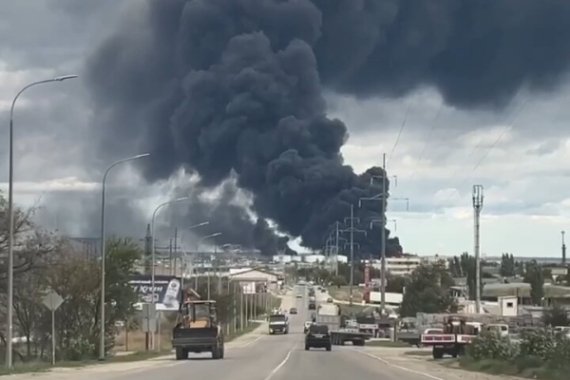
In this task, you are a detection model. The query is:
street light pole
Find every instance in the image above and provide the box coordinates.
[149,197,190,350]
[99,153,150,361]
[6,75,78,369]
[181,222,209,290]
[197,233,222,298]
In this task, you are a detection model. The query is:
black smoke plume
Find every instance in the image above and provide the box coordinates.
[86,0,570,256]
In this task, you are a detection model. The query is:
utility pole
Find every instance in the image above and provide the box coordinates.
[380,153,387,315]
[341,205,366,305]
[144,224,152,275]
[350,206,354,302]
[335,222,340,276]
[173,227,178,276]
[168,238,173,276]
[562,231,566,265]
[473,185,484,314]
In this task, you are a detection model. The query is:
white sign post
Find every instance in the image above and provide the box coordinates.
[41,290,64,365]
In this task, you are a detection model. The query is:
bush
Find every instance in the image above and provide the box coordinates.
[467,332,517,361]
[464,329,570,379]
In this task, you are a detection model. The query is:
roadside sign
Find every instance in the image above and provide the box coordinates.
[41,290,63,366]
[42,290,63,311]
[141,303,157,333]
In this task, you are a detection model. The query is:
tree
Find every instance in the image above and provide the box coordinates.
[399,264,457,317]
[330,275,347,288]
[524,260,545,305]
[461,253,484,301]
[385,275,407,293]
[543,303,569,327]
[500,253,516,277]
[0,193,57,360]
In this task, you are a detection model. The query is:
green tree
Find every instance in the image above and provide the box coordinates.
[400,264,456,317]
[386,275,407,293]
[43,237,141,360]
[524,260,545,305]
[331,275,347,288]
[500,253,516,277]
[543,303,569,327]
[461,253,484,301]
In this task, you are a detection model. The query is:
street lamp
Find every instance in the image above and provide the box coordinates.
[181,221,210,289]
[198,233,222,299]
[150,197,191,306]
[6,74,78,369]
[194,232,222,291]
[99,153,150,361]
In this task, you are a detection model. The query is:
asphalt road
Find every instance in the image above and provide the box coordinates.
[13,287,441,380]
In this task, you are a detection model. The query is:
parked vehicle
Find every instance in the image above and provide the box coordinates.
[420,317,481,359]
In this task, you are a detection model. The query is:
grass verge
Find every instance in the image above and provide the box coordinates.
[458,356,570,380]
[0,350,172,377]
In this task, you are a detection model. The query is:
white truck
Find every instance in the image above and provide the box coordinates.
[268,314,289,335]
[420,317,481,359]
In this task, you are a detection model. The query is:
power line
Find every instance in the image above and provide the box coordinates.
[408,102,444,181]
[388,103,411,164]
[439,97,530,206]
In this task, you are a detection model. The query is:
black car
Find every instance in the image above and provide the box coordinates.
[305,324,332,351]
[289,307,298,314]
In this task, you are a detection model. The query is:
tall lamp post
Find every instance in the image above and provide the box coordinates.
[196,232,222,293]
[181,221,210,289]
[99,153,150,361]
[6,75,78,369]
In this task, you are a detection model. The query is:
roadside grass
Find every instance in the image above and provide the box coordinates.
[458,356,570,380]
[0,350,172,377]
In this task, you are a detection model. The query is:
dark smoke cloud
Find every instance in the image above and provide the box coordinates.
[86,0,570,257]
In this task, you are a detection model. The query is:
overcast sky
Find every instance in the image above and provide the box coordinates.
[1,1,570,258]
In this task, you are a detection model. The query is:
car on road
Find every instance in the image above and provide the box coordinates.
[305,324,332,351]
[326,297,333,303]
[289,307,298,314]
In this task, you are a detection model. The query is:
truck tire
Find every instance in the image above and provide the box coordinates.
[432,347,444,360]
[212,344,223,359]
[326,344,332,351]
[305,344,310,351]
[175,347,187,360]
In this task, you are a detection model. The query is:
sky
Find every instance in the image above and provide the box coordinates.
[1,1,570,258]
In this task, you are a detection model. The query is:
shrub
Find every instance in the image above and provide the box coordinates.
[467,332,517,361]
[519,329,556,360]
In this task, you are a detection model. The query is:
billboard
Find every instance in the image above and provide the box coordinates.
[129,275,181,311]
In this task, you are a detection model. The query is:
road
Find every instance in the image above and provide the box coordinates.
[11,286,514,380]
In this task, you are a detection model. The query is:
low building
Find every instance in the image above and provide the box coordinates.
[229,267,280,292]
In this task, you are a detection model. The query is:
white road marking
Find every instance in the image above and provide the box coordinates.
[263,348,294,380]
[357,350,445,380]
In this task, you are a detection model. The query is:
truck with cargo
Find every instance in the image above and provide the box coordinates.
[420,316,481,359]
[315,304,369,346]
[172,300,224,360]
